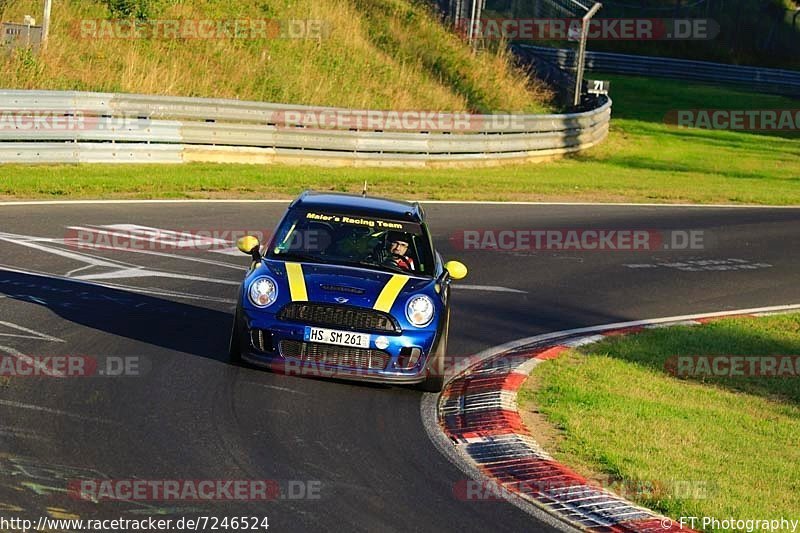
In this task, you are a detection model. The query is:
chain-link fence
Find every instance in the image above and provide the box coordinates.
[436,0,603,107]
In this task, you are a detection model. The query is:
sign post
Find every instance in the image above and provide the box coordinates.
[573,2,602,107]
[42,0,52,48]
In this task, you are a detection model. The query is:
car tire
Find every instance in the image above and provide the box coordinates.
[228,303,244,365]
[416,313,449,393]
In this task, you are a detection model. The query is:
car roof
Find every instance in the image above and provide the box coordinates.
[289,191,425,222]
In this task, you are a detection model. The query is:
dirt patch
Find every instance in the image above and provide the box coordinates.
[518,372,617,489]
[518,373,565,453]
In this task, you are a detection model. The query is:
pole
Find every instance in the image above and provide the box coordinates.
[472,0,483,50]
[467,0,477,45]
[42,0,52,48]
[573,2,602,107]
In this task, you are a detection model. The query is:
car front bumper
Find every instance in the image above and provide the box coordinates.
[238,308,439,385]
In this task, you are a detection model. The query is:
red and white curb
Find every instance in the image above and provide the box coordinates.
[425,304,800,533]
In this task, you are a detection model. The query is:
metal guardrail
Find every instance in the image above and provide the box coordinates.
[0,90,611,166]
[516,45,800,97]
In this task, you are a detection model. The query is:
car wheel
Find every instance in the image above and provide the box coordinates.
[228,303,244,364]
[416,313,449,393]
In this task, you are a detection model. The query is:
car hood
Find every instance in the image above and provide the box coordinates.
[262,259,435,310]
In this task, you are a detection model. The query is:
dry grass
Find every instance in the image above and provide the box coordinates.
[0,0,551,112]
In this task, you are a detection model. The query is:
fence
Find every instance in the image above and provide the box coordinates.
[515,45,800,97]
[0,90,611,167]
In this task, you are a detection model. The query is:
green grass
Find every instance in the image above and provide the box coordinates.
[518,313,800,531]
[0,0,549,113]
[501,0,800,69]
[1,75,799,204]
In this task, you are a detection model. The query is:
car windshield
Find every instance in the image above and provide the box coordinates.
[268,209,435,277]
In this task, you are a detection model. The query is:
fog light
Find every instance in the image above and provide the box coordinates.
[397,347,422,369]
[249,329,273,352]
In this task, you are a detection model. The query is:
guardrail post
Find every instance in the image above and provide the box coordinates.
[573,2,602,107]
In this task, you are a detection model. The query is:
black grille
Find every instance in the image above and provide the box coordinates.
[278,303,399,333]
[279,341,390,370]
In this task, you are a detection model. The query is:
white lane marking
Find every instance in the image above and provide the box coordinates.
[0,232,123,269]
[0,321,64,343]
[72,224,245,258]
[419,201,800,208]
[0,398,118,424]
[69,224,230,249]
[74,267,240,285]
[562,334,606,347]
[0,229,522,292]
[64,264,95,277]
[241,382,310,395]
[452,284,527,294]
[0,426,52,441]
[0,344,64,377]
[63,239,246,270]
[0,200,798,208]
[623,258,773,272]
[751,310,798,317]
[0,200,290,206]
[0,264,236,305]
[454,303,800,362]
[88,282,237,303]
[0,230,243,286]
[211,247,245,256]
[644,320,701,329]
[98,285,236,304]
[0,231,165,287]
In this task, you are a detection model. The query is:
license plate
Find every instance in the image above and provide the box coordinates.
[304,327,371,348]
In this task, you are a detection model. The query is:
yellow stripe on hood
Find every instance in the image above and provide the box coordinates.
[285,262,308,301]
[373,275,409,312]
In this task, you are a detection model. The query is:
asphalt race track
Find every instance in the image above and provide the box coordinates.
[0,202,798,532]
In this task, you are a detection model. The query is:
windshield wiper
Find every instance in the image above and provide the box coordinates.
[270,252,322,264]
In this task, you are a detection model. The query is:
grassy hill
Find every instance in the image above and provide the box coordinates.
[0,0,551,112]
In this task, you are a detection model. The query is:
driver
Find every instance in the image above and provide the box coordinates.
[384,233,415,271]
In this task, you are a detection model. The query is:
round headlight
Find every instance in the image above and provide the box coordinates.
[248,277,278,308]
[406,295,434,327]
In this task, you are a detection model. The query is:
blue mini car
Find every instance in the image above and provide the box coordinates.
[228,191,468,392]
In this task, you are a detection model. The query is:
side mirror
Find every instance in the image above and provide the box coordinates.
[444,260,468,281]
[237,235,262,262]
